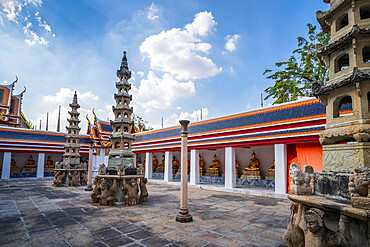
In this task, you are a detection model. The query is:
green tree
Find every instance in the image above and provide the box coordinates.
[263,23,330,105]
[132,114,153,132]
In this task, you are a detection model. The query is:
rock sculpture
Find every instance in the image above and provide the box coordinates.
[349,167,370,210]
[98,164,106,175]
[53,171,65,187]
[303,208,348,247]
[97,178,117,206]
[55,161,61,169]
[139,177,148,202]
[289,163,313,195]
[123,179,139,206]
[69,171,81,186]
[80,170,87,186]
[284,203,304,247]
[91,177,101,203]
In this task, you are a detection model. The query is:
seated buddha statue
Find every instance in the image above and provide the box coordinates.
[176,159,190,175]
[22,155,37,173]
[172,156,179,174]
[10,156,20,174]
[44,156,54,172]
[205,155,221,177]
[152,156,158,173]
[136,159,141,168]
[265,161,275,181]
[240,151,262,180]
[156,155,165,173]
[199,155,205,176]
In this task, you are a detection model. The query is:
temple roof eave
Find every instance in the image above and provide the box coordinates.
[312,67,370,96]
[316,25,370,57]
[316,0,350,33]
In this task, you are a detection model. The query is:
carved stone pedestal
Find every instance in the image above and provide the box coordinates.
[322,143,370,172]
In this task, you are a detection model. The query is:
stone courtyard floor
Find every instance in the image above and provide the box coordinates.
[0,179,290,247]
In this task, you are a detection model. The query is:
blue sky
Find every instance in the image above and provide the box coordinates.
[0,0,329,132]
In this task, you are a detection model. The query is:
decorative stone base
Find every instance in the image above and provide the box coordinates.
[240,170,261,180]
[205,169,220,177]
[314,171,351,199]
[156,167,164,173]
[176,209,192,223]
[351,196,370,210]
[53,168,87,187]
[322,143,370,171]
[265,171,275,181]
[92,174,148,206]
[286,194,368,246]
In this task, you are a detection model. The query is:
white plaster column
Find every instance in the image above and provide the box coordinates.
[190,149,199,185]
[1,152,11,179]
[274,144,287,194]
[225,147,236,188]
[86,141,94,191]
[164,151,173,182]
[133,153,137,165]
[36,153,45,178]
[145,152,153,179]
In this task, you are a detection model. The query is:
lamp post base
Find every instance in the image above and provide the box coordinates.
[176,210,193,223]
[85,186,93,191]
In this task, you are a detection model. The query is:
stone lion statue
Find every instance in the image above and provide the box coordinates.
[289,163,313,195]
[98,164,106,175]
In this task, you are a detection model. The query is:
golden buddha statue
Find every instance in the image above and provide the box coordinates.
[156,155,165,173]
[10,156,20,174]
[205,154,221,177]
[152,156,158,173]
[172,156,179,174]
[22,155,37,173]
[136,159,141,168]
[240,151,262,180]
[143,157,146,170]
[44,156,54,173]
[265,161,275,181]
[176,159,190,175]
[199,155,205,176]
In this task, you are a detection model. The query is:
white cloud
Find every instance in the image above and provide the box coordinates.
[131,71,195,112]
[43,88,99,105]
[224,34,240,52]
[147,3,158,21]
[152,108,209,129]
[0,0,54,46]
[140,11,222,80]
[137,71,144,77]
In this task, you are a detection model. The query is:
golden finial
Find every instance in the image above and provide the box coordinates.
[12,76,18,85]
[21,86,26,95]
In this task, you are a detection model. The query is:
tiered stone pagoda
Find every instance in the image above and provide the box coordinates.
[63,91,81,166]
[107,51,136,174]
[284,1,369,246]
[91,51,147,206]
[53,92,87,187]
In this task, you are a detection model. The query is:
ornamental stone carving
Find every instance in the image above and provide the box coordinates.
[289,163,313,195]
[349,167,370,210]
[97,178,117,206]
[122,179,139,206]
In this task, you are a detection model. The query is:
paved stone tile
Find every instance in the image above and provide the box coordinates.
[0,179,290,247]
[31,233,64,246]
[178,236,207,247]
[141,236,171,247]
[103,235,133,247]
[127,229,155,240]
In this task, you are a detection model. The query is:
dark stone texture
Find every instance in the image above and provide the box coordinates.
[314,171,352,199]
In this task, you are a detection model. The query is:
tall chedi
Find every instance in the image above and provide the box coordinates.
[282,2,369,246]
[63,91,81,166]
[107,51,135,174]
[313,0,370,171]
